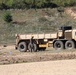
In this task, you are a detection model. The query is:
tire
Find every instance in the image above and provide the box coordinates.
[65,40,75,49]
[28,43,37,52]
[18,42,27,52]
[54,40,64,50]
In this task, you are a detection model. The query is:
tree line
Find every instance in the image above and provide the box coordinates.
[0,0,76,9]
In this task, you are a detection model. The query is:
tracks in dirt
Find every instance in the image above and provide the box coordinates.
[0,47,76,65]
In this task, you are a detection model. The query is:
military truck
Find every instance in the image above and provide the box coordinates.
[15,26,76,52]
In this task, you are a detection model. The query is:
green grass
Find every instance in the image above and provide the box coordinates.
[0,8,76,45]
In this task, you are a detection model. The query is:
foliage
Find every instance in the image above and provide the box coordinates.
[52,0,76,7]
[0,0,76,9]
[0,3,9,10]
[3,12,13,23]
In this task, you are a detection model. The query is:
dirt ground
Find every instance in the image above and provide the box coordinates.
[0,59,76,75]
[0,45,76,65]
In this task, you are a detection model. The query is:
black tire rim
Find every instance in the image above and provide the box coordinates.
[56,43,61,48]
[67,43,72,48]
[20,45,25,49]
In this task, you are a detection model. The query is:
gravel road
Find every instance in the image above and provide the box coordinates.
[0,59,76,75]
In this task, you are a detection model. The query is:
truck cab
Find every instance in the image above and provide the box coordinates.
[54,26,76,50]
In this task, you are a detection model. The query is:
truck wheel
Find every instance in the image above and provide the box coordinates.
[65,40,75,49]
[28,43,37,52]
[54,40,64,50]
[18,42,27,52]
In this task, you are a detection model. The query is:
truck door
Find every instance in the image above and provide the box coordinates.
[72,30,76,41]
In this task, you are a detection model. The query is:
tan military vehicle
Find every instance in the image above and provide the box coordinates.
[15,26,76,52]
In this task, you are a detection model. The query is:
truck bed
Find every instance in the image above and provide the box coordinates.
[17,33,57,39]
